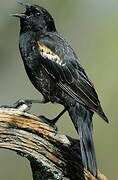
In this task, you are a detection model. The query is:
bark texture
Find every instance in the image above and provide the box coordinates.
[0,105,108,180]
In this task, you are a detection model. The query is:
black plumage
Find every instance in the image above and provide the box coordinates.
[12,2,108,177]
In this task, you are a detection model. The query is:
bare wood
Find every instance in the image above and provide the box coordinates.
[0,106,108,180]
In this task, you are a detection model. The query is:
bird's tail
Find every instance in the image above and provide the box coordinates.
[67,101,97,177]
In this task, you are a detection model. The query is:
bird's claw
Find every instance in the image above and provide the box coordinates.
[39,115,58,131]
[0,99,32,112]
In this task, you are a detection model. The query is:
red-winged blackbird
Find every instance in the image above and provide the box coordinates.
[12,2,108,177]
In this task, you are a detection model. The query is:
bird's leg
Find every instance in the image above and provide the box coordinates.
[51,108,67,124]
[0,98,48,112]
[39,108,67,129]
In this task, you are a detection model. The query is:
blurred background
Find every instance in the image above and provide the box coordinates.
[0,0,117,179]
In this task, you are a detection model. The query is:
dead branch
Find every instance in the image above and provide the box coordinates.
[0,105,108,180]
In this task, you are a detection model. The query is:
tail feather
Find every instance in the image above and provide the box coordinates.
[67,101,97,177]
[79,122,97,177]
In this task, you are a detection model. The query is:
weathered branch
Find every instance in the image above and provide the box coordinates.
[0,105,108,180]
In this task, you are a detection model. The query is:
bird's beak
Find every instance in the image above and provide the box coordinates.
[10,2,31,19]
[10,13,27,19]
[17,1,32,9]
[17,1,42,13]
[10,2,41,19]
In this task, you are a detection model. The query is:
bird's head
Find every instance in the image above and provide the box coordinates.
[12,2,56,33]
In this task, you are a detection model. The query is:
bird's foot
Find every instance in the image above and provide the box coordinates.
[0,99,32,112]
[0,98,47,112]
[39,115,58,131]
[38,108,67,131]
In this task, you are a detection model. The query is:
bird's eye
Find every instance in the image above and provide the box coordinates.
[35,12,40,17]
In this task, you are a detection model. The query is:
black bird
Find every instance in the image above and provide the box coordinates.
[12,2,108,177]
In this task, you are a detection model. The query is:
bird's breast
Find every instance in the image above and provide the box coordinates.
[19,32,40,70]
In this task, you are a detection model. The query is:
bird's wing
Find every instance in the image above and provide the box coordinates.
[36,36,108,122]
